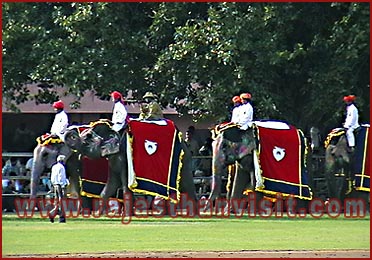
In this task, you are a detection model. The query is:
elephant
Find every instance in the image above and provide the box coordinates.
[205,121,312,214]
[205,125,257,212]
[324,126,370,212]
[64,123,133,215]
[29,124,124,212]
[29,134,81,209]
[64,119,198,216]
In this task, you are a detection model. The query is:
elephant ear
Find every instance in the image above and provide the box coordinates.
[64,128,81,150]
[91,122,114,137]
[223,127,244,143]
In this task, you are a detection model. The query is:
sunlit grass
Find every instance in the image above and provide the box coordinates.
[2,213,370,256]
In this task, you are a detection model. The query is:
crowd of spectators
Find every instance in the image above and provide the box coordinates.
[184,126,214,196]
[2,157,51,195]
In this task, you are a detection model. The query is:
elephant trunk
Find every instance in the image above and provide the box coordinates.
[206,138,225,207]
[30,148,45,199]
[30,165,44,199]
[324,148,337,200]
[211,136,228,177]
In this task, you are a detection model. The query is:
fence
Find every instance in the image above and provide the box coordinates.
[2,152,50,198]
[2,152,327,209]
[309,153,328,200]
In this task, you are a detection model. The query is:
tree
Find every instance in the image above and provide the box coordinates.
[2,2,369,135]
[3,2,158,109]
[148,2,369,132]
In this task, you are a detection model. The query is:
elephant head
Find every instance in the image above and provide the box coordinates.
[324,133,353,202]
[327,135,351,164]
[212,126,257,176]
[65,123,121,159]
[30,141,74,199]
[64,127,82,152]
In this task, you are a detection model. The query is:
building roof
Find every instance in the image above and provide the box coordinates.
[2,84,178,114]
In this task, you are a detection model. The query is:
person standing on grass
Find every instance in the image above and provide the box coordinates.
[49,155,69,223]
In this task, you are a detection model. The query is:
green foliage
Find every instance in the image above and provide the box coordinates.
[2,2,369,134]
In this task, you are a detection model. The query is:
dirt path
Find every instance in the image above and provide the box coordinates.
[5,250,370,258]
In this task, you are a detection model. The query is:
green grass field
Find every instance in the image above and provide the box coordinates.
[2,213,370,256]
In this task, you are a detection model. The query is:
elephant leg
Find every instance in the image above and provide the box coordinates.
[115,155,134,217]
[227,161,251,214]
[65,153,82,199]
[325,154,337,201]
[225,164,236,200]
[205,174,222,211]
[179,163,198,216]
[335,175,346,202]
[99,167,121,215]
[324,174,346,214]
[67,173,80,199]
[120,189,134,217]
[64,174,82,215]
[325,173,337,200]
[180,170,198,202]
[120,184,134,217]
[348,150,356,181]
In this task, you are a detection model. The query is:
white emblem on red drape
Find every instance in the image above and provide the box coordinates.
[273,146,285,161]
[145,140,158,155]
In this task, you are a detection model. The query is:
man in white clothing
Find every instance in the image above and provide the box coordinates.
[111,91,129,134]
[50,100,69,141]
[230,95,242,124]
[49,155,69,223]
[237,93,254,130]
[343,95,360,151]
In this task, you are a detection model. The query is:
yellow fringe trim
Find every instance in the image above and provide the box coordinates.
[36,134,63,146]
[324,128,345,148]
[211,122,239,140]
[89,119,113,129]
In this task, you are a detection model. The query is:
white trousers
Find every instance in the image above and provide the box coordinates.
[346,127,357,147]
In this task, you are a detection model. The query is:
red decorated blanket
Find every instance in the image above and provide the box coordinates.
[254,122,312,200]
[127,119,183,202]
[354,125,370,192]
[80,156,109,198]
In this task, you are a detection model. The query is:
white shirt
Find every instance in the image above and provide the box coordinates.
[50,110,69,140]
[50,162,69,187]
[231,105,241,124]
[111,101,128,132]
[344,104,359,129]
[237,102,253,130]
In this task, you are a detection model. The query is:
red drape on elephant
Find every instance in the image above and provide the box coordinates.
[255,124,312,200]
[81,157,109,198]
[354,125,370,192]
[127,119,183,202]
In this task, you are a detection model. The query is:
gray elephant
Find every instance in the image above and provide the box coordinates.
[64,120,198,216]
[324,126,370,211]
[205,121,312,214]
[29,134,81,210]
[204,125,256,212]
